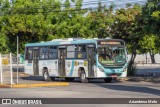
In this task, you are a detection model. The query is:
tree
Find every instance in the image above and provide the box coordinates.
[140,34,159,63]
[86,2,115,38]
[1,0,54,53]
[110,4,143,64]
[0,33,9,53]
[0,0,88,53]
[0,0,10,53]
[141,0,160,63]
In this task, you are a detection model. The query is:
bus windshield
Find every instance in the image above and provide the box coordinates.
[98,46,126,66]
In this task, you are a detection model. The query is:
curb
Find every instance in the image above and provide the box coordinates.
[0,82,69,88]
[0,84,11,88]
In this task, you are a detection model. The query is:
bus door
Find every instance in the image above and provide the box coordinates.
[33,48,39,75]
[58,46,66,76]
[87,45,95,78]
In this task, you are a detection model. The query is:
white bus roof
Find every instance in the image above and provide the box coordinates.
[25,38,124,47]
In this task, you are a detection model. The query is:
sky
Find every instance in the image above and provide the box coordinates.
[81,0,147,9]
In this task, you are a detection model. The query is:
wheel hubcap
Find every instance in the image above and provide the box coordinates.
[81,73,85,80]
[44,72,48,80]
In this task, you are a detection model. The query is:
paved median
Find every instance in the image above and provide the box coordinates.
[0,82,69,88]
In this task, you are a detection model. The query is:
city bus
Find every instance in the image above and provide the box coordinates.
[24,38,128,83]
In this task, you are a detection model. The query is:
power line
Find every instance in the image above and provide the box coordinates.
[10,7,100,15]
[2,0,109,15]
[10,1,108,10]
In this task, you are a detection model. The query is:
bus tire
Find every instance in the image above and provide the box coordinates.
[104,77,112,83]
[50,77,55,81]
[80,70,88,83]
[65,78,75,82]
[43,69,51,81]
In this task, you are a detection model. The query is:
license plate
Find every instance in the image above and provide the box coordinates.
[111,75,117,77]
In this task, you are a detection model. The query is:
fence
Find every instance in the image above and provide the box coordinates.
[1,54,24,65]
[0,53,13,85]
[0,53,44,85]
[0,53,25,85]
[128,54,160,64]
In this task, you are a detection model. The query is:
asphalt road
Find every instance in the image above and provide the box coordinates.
[0,79,160,107]
[0,65,160,107]
[0,79,160,98]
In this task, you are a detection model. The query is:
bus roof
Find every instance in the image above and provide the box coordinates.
[25,38,124,47]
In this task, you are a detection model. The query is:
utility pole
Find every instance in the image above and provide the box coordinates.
[10,53,13,87]
[17,36,19,84]
[0,53,2,84]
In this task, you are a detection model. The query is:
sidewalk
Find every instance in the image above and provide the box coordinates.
[119,76,160,83]
[136,63,160,67]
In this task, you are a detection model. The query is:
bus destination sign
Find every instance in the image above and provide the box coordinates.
[98,41,121,45]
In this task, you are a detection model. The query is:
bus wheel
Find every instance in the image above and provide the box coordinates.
[50,77,55,81]
[104,77,112,83]
[43,69,51,81]
[65,78,75,82]
[80,70,88,83]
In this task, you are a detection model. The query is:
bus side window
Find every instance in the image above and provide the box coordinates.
[25,48,29,60]
[49,46,58,59]
[25,47,33,60]
[40,48,44,59]
[40,47,49,59]
[67,45,76,58]
[77,45,86,59]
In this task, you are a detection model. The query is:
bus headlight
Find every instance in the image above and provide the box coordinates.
[98,67,104,72]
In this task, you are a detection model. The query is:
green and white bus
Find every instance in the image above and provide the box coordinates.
[24,38,128,83]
